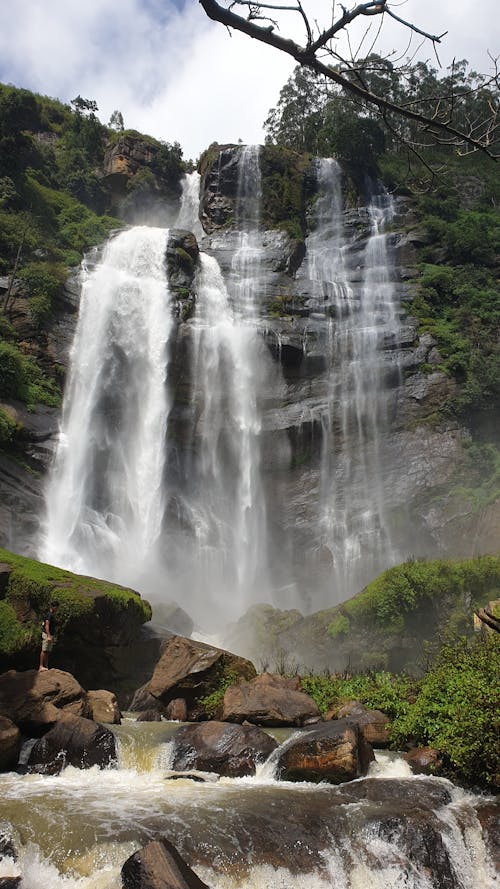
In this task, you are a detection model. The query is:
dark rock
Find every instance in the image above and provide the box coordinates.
[166,229,199,320]
[27,712,117,774]
[146,635,256,716]
[0,669,91,736]
[170,720,278,778]
[476,801,500,872]
[165,698,187,722]
[332,701,390,747]
[275,718,374,784]
[222,672,320,726]
[129,684,164,714]
[136,710,162,723]
[122,837,211,889]
[403,746,444,775]
[87,690,121,724]
[0,717,20,772]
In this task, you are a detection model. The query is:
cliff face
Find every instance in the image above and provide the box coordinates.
[1,142,497,628]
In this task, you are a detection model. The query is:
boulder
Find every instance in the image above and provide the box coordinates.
[27,712,117,775]
[165,699,188,722]
[222,672,320,727]
[151,602,194,637]
[146,636,256,717]
[122,838,211,889]
[87,690,121,725]
[275,719,374,784]
[0,717,20,772]
[0,669,91,735]
[329,701,390,747]
[170,721,278,778]
[129,683,164,714]
[476,802,500,873]
[402,746,444,775]
[137,710,162,723]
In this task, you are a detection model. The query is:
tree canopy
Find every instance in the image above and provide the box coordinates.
[199,0,499,165]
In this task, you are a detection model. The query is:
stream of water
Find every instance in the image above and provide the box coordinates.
[0,724,496,889]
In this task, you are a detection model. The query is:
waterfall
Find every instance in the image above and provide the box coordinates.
[308,159,402,601]
[167,151,271,623]
[39,226,172,590]
[175,170,203,240]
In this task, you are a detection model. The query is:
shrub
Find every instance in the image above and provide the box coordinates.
[391,634,500,789]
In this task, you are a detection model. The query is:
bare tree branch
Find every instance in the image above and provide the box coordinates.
[199,0,498,159]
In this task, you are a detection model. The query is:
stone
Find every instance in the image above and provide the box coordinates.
[129,683,164,713]
[476,802,500,872]
[146,636,256,716]
[136,710,162,723]
[275,718,375,784]
[0,669,91,735]
[170,720,278,778]
[402,746,444,775]
[27,712,117,775]
[165,698,188,722]
[333,701,390,747]
[87,690,121,725]
[122,838,211,889]
[0,717,20,772]
[151,602,194,637]
[222,672,320,726]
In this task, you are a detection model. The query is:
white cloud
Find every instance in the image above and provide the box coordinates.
[0,0,497,159]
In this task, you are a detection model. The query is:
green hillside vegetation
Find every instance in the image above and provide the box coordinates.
[0,545,151,668]
[0,84,185,445]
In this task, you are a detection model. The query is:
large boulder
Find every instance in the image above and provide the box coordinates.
[122,838,211,889]
[0,717,20,772]
[328,701,390,747]
[275,719,374,784]
[170,721,278,778]
[146,636,256,718]
[402,746,444,776]
[87,690,121,725]
[27,712,117,775]
[222,672,320,726]
[0,669,91,735]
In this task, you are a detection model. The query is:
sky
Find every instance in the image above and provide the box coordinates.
[0,0,497,161]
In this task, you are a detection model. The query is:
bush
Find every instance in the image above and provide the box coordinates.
[391,635,500,789]
[300,671,414,719]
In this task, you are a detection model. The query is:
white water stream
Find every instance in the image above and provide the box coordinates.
[0,731,496,889]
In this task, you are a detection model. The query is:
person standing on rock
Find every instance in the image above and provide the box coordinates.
[39,600,59,671]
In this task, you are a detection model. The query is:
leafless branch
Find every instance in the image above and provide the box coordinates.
[199,0,498,159]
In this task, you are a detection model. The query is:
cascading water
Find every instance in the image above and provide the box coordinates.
[175,170,204,240]
[166,146,272,624]
[39,226,172,591]
[0,733,496,889]
[307,158,402,601]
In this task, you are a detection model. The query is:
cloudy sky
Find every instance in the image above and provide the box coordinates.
[0,0,497,160]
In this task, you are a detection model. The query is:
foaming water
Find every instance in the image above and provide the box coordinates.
[39,227,172,590]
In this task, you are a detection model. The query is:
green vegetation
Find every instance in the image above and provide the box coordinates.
[199,668,241,718]
[0,546,152,665]
[0,81,185,425]
[301,633,499,790]
[300,670,414,719]
[391,634,500,789]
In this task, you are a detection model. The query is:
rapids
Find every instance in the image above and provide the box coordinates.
[0,727,496,889]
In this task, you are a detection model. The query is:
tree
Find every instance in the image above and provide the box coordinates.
[199,0,499,164]
[109,110,125,131]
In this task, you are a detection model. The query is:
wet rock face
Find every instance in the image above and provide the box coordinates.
[166,229,199,321]
[275,718,375,784]
[199,145,240,233]
[170,720,278,778]
[0,717,20,772]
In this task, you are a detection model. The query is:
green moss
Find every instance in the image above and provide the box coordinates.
[199,667,241,718]
[0,600,33,654]
[0,546,152,660]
